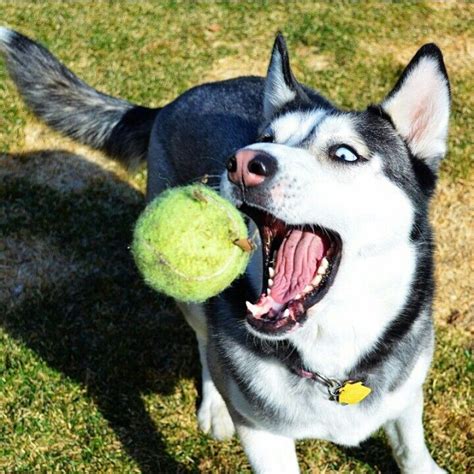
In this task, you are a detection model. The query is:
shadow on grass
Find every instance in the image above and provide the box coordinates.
[1,151,199,473]
[339,437,400,473]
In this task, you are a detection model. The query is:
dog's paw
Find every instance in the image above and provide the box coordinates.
[198,392,235,441]
[427,464,447,474]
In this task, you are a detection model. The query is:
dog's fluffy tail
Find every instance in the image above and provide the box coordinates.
[0,27,159,167]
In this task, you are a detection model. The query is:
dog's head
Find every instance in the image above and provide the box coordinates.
[221,34,450,340]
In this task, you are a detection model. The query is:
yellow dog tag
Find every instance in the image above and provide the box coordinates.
[337,381,371,405]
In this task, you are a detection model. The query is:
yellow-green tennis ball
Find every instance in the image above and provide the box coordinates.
[132,184,251,302]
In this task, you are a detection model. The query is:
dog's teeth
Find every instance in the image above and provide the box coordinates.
[268,267,275,278]
[283,309,290,317]
[267,288,272,295]
[317,257,329,275]
[295,293,301,300]
[246,301,260,317]
[304,285,313,294]
[268,278,274,288]
[312,274,323,286]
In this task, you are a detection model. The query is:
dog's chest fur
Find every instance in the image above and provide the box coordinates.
[212,337,431,446]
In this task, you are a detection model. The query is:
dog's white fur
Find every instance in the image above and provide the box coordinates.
[0,27,12,42]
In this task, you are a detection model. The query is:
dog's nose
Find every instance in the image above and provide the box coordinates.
[227,149,278,187]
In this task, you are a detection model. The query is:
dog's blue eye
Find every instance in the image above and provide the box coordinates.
[332,145,359,163]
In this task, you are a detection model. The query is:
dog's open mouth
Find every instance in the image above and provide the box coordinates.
[240,204,342,335]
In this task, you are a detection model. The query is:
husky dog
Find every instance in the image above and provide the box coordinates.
[0,27,450,473]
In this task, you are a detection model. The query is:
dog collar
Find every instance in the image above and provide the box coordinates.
[294,367,371,405]
[251,331,372,405]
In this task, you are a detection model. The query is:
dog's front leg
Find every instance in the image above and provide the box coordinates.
[177,302,235,440]
[384,389,446,473]
[236,424,299,474]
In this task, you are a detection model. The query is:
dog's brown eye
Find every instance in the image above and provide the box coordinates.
[259,133,274,143]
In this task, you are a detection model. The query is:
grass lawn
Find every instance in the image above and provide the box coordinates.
[1,1,472,472]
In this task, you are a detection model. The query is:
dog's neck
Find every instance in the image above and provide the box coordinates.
[287,239,418,377]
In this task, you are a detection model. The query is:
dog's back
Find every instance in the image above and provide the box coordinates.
[0,27,264,195]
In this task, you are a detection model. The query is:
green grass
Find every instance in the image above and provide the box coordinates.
[1,1,472,472]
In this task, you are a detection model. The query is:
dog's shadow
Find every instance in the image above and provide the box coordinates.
[339,437,400,473]
[1,150,199,473]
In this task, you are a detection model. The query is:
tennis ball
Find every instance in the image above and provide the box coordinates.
[132,184,252,302]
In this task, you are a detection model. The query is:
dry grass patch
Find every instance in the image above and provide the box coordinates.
[20,122,144,190]
[432,173,474,332]
[360,33,473,76]
[204,54,266,82]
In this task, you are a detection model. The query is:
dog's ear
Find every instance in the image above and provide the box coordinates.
[381,44,450,172]
[263,33,307,120]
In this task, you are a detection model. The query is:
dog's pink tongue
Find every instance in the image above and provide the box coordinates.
[272,229,325,304]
